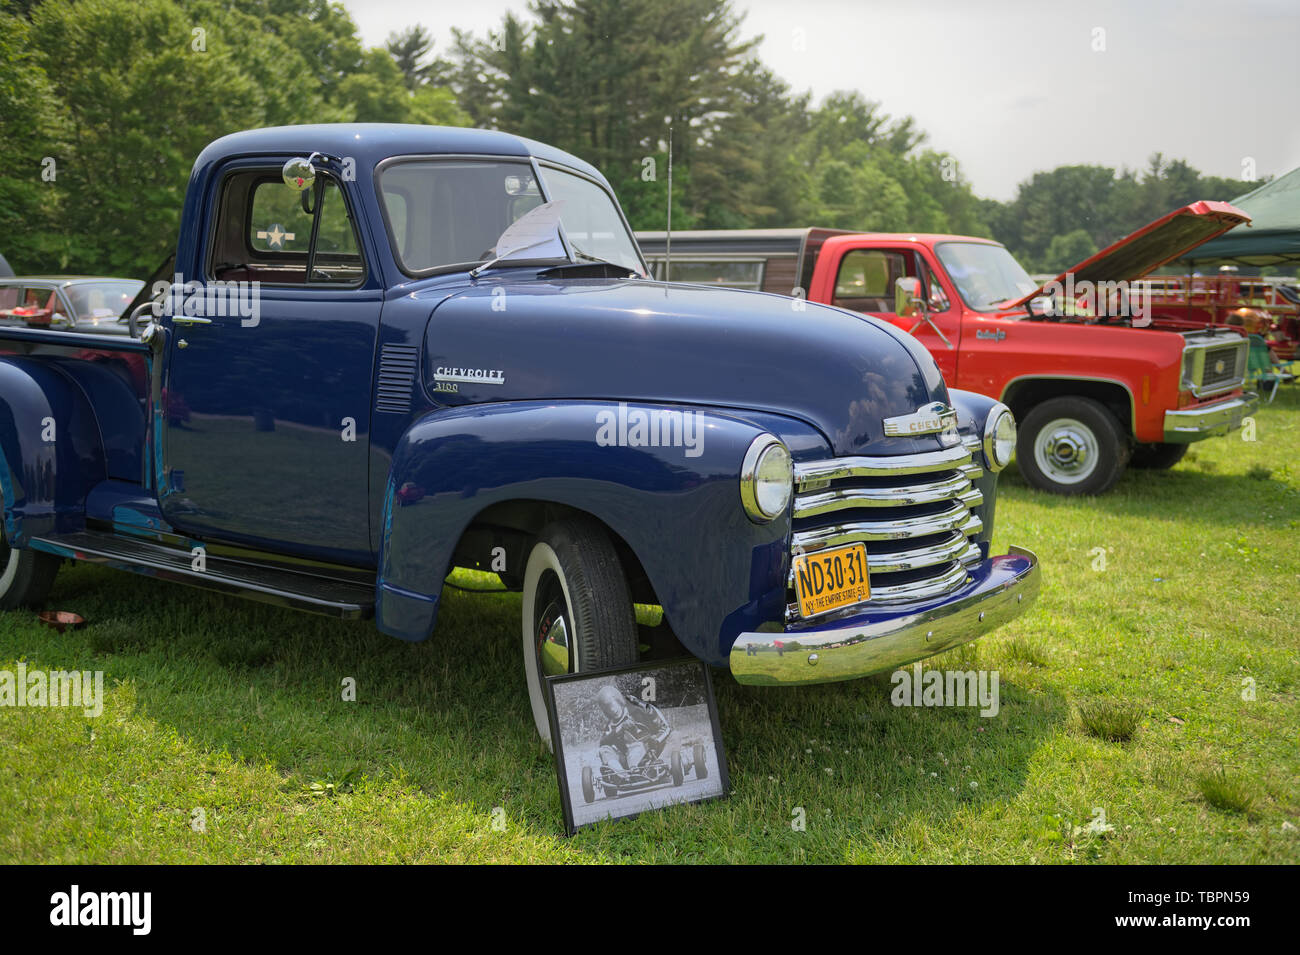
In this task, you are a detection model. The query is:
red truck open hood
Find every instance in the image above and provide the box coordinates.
[1005,200,1250,308]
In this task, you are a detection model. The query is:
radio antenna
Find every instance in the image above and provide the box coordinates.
[664,124,672,284]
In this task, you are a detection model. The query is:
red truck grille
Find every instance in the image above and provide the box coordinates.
[1182,335,1247,398]
[787,445,983,618]
[1198,344,1245,392]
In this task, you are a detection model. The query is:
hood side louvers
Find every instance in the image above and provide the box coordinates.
[375,343,420,413]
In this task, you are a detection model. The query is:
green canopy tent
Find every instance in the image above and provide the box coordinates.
[1180,166,1300,267]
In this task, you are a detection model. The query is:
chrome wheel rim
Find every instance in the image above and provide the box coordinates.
[533,569,573,677]
[1034,417,1100,485]
[0,538,16,594]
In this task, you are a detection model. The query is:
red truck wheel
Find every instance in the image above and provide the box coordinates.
[1017,397,1130,495]
[0,541,60,610]
[521,517,639,747]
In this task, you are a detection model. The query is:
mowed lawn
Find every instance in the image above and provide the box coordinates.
[1,391,1297,864]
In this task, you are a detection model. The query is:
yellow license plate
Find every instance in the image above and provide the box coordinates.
[793,544,870,618]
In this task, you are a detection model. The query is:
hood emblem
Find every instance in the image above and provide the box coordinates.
[434,366,505,385]
[883,401,958,438]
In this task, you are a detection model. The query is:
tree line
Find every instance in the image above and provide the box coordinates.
[0,0,1264,278]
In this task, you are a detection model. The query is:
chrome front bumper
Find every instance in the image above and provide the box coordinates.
[1163,393,1258,443]
[728,547,1040,686]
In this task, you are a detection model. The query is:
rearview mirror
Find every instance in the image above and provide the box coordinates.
[282,157,316,193]
[894,276,924,318]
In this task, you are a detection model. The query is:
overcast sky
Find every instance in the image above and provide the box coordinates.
[340,0,1299,201]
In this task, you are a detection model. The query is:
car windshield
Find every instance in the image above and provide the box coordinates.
[934,242,1039,313]
[378,158,644,276]
[64,280,144,322]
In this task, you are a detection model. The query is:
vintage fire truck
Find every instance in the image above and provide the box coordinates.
[1139,270,1299,360]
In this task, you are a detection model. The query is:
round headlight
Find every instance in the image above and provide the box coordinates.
[983,405,1017,471]
[740,434,792,523]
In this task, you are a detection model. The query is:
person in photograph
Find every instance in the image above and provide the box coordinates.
[595,684,671,781]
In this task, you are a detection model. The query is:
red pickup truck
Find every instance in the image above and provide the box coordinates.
[637,202,1258,495]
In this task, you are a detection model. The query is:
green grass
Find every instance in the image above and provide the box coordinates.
[1076,699,1144,743]
[1196,768,1258,816]
[2,389,1299,863]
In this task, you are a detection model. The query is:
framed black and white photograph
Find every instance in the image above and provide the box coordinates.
[546,659,727,835]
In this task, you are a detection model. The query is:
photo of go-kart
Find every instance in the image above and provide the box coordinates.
[581,742,709,804]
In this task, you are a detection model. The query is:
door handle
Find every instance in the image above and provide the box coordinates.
[172,316,212,326]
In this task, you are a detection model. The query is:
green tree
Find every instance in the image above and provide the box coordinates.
[0,9,70,271]
[385,25,448,90]
[986,154,1270,269]
[1040,228,1098,273]
[447,0,775,230]
[23,0,348,274]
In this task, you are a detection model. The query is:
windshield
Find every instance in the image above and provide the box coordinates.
[536,165,643,273]
[64,281,143,322]
[934,242,1038,313]
[378,158,643,276]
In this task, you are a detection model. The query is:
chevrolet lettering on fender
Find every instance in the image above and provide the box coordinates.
[434,367,506,384]
[0,124,1037,745]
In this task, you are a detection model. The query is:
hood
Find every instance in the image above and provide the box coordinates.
[1007,200,1250,308]
[422,277,949,456]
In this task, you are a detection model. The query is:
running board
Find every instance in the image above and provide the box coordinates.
[29,530,375,619]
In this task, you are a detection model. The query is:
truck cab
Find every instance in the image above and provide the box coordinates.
[0,124,1038,742]
[640,204,1258,495]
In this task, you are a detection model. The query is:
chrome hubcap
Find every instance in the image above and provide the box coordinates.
[1034,417,1099,484]
[534,570,573,677]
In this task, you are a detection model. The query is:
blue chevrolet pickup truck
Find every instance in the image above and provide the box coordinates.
[0,124,1039,741]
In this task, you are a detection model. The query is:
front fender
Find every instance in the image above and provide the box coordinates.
[0,357,107,544]
[375,400,791,664]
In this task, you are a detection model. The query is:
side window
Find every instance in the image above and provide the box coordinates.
[927,266,951,311]
[23,287,54,310]
[0,287,18,312]
[656,259,764,290]
[382,188,409,261]
[832,250,908,313]
[209,170,365,286]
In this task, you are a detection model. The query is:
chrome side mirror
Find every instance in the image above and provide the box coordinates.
[896,275,954,349]
[894,276,924,318]
[282,157,316,192]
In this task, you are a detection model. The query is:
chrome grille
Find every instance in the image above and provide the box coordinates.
[789,444,983,617]
[1199,344,1243,391]
[1182,335,1247,398]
